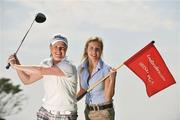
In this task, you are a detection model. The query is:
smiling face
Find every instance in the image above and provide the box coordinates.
[82,36,103,62]
[50,41,67,64]
[87,41,102,62]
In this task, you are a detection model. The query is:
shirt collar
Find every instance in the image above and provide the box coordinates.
[49,57,67,66]
[81,58,103,70]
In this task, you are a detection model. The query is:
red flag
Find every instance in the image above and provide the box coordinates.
[124,41,176,97]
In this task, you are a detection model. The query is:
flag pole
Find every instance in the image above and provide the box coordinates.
[87,63,124,92]
[77,63,124,101]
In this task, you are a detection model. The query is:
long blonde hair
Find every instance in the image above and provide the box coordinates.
[82,36,103,62]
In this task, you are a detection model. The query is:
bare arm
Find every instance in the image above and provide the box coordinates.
[7,54,39,84]
[13,64,65,76]
[8,55,43,84]
[8,54,65,85]
[16,70,42,85]
[76,75,87,100]
[104,69,117,101]
[77,86,86,98]
[12,64,65,84]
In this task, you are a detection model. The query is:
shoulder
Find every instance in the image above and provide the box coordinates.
[57,59,77,72]
[101,60,111,73]
[77,61,87,74]
[40,58,52,66]
[77,64,83,72]
[59,59,75,67]
[101,59,111,70]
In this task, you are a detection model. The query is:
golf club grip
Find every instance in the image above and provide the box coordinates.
[77,91,87,101]
[6,63,11,69]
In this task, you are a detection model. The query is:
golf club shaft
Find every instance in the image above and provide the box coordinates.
[15,19,35,54]
[6,19,35,69]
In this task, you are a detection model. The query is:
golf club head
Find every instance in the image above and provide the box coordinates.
[6,63,10,69]
[35,13,46,23]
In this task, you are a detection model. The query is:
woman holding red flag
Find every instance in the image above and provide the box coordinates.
[77,36,117,120]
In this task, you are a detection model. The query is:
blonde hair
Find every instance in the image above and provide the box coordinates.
[82,36,103,62]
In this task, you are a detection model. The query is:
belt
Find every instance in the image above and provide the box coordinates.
[50,110,72,115]
[86,103,113,111]
[41,107,73,115]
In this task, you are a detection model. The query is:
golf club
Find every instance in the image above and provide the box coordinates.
[6,12,46,69]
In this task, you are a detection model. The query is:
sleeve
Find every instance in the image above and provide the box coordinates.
[77,65,81,76]
[40,58,52,67]
[77,65,88,90]
[104,64,111,75]
[57,61,77,78]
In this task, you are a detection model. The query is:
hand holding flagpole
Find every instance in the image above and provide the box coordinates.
[77,63,124,101]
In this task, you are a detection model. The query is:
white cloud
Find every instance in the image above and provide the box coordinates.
[15,1,176,32]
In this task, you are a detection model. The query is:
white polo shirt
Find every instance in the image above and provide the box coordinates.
[41,58,77,112]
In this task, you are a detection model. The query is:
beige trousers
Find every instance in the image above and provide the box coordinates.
[84,107,115,120]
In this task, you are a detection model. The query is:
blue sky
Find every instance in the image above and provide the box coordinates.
[0,0,179,120]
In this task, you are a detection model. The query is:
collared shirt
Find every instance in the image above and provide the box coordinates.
[41,57,77,112]
[78,59,111,105]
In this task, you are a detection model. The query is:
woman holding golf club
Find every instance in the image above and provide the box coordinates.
[77,36,117,120]
[8,34,78,120]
